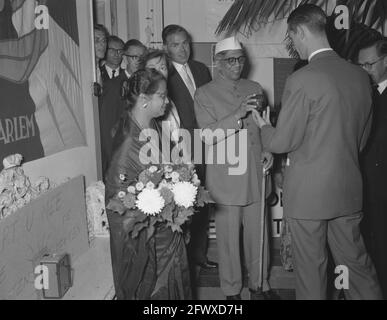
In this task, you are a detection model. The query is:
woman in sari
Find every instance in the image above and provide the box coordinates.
[105,69,191,300]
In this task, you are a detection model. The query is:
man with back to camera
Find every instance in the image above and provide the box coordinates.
[253,4,382,299]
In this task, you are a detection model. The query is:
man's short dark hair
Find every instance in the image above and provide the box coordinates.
[107,35,124,47]
[162,24,191,44]
[287,4,327,34]
[94,24,109,37]
[123,39,146,52]
[360,38,387,58]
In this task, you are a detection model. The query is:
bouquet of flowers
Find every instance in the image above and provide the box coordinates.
[106,163,213,239]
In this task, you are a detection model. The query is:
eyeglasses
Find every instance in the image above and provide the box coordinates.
[222,56,246,66]
[125,54,142,60]
[95,37,107,44]
[108,47,124,55]
[357,56,385,69]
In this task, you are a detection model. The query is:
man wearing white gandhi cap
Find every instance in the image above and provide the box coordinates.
[193,36,279,300]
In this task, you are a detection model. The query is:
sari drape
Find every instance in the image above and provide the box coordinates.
[105,114,191,300]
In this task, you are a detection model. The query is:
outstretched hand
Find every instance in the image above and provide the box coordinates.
[252,107,272,129]
[235,94,261,120]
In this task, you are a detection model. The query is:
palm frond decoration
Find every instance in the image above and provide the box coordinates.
[216,0,386,59]
[217,0,386,36]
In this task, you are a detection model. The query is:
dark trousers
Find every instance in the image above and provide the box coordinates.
[362,202,387,299]
[187,161,209,265]
[187,204,209,264]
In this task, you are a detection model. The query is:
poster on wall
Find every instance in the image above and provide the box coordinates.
[0,0,86,170]
[269,186,284,238]
[205,0,235,37]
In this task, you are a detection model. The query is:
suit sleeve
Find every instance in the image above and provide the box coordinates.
[360,103,373,152]
[203,65,212,82]
[194,88,241,145]
[261,76,310,153]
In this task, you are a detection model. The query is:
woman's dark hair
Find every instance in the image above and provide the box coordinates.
[121,68,165,109]
[143,49,168,64]
[141,49,169,69]
[113,69,166,148]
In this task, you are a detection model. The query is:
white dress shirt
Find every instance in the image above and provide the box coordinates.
[172,61,197,92]
[104,65,121,79]
[164,100,181,143]
[377,79,387,95]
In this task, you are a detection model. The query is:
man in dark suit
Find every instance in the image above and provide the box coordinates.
[100,35,125,83]
[96,34,126,176]
[162,25,216,271]
[358,39,387,299]
[254,4,382,299]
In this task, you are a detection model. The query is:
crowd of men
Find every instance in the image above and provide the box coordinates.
[93,3,387,300]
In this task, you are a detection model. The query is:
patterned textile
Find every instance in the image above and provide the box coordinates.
[280,217,293,271]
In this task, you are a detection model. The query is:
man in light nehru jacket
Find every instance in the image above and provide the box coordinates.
[194,36,279,300]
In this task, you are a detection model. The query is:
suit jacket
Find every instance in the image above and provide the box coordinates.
[99,73,127,176]
[194,76,265,206]
[168,60,212,131]
[261,51,373,220]
[100,64,126,84]
[167,60,211,181]
[362,87,387,205]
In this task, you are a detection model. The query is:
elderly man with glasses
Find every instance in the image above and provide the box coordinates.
[194,36,278,300]
[357,39,387,299]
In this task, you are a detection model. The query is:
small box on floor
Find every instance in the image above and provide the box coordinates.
[39,253,72,299]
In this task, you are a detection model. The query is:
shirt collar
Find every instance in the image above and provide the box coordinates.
[378,79,387,94]
[308,48,333,62]
[105,65,120,77]
[172,61,184,72]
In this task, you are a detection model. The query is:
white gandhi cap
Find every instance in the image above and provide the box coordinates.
[214,36,243,55]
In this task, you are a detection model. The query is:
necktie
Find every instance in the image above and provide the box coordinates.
[112,69,116,78]
[182,64,196,98]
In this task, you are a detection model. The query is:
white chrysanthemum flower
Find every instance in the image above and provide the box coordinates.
[165,172,172,179]
[118,191,126,199]
[136,182,144,191]
[136,189,165,216]
[171,172,180,183]
[119,174,126,181]
[172,182,198,208]
[158,179,172,189]
[149,166,158,173]
[164,165,173,173]
[127,186,136,194]
[146,182,155,189]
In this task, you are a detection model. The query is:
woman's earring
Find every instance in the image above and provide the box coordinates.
[143,103,148,108]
